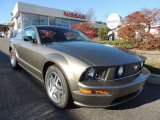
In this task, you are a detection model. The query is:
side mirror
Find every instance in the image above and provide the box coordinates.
[24,36,31,41]
[24,36,36,43]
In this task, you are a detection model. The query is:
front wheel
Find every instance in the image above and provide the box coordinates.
[45,65,71,109]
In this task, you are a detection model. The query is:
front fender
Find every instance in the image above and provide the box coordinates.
[41,53,75,91]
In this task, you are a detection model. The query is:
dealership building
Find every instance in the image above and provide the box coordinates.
[8,2,90,31]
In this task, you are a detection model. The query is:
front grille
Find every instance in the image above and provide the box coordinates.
[96,62,141,81]
[96,68,116,81]
[96,69,109,80]
[80,62,142,82]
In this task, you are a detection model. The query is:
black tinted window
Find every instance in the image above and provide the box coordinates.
[37,27,91,44]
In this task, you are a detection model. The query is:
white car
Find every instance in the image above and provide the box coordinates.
[0,31,4,38]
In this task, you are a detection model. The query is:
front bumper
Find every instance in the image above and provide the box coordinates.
[72,67,150,107]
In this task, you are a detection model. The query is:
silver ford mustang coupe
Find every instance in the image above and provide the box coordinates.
[9,26,150,108]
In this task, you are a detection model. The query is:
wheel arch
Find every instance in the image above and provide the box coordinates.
[43,61,55,80]
[42,53,74,90]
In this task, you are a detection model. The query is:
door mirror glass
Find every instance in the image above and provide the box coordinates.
[24,28,37,43]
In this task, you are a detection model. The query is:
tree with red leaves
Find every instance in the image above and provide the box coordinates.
[119,9,160,39]
[126,8,160,33]
[118,8,160,49]
[71,22,97,39]
[118,25,136,41]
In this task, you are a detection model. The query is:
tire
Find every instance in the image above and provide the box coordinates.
[45,65,71,109]
[108,34,114,41]
[10,49,19,69]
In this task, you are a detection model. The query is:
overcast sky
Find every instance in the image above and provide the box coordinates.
[0,0,160,23]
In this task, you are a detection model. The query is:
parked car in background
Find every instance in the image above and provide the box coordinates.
[0,31,3,38]
[9,26,150,109]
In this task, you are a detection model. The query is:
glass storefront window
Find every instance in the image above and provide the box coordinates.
[22,13,49,28]
[56,18,63,26]
[21,13,83,29]
[22,13,39,28]
[63,19,69,27]
[70,20,80,27]
[22,14,30,28]
[17,15,21,29]
[39,16,48,25]
[31,15,39,25]
[49,17,56,25]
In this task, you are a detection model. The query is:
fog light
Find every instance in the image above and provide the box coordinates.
[80,88,109,95]
[95,90,109,94]
[118,66,124,77]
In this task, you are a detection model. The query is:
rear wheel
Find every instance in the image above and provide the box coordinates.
[45,65,71,109]
[10,49,19,69]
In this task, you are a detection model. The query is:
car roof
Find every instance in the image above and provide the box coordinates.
[24,25,72,30]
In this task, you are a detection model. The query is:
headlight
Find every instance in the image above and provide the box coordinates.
[117,66,124,77]
[141,61,144,68]
[86,68,95,79]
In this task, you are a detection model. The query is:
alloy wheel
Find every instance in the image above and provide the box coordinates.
[46,72,64,104]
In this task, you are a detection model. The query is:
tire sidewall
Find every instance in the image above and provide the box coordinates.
[45,65,70,109]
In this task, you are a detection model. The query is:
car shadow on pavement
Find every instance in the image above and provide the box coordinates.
[0,50,79,120]
[108,83,160,110]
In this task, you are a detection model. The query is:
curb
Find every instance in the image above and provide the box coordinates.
[147,74,160,85]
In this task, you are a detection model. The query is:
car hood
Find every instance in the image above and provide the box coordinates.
[48,41,142,66]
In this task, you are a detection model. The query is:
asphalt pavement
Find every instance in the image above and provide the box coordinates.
[0,38,160,120]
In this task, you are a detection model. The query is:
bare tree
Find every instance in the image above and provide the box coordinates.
[74,8,96,21]
[74,9,84,14]
[142,8,160,32]
[86,8,96,21]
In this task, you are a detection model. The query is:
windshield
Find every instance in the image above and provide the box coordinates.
[37,27,92,44]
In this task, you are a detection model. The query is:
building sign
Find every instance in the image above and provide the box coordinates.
[64,12,86,20]
[106,13,123,29]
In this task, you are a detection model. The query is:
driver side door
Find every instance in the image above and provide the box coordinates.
[17,27,44,80]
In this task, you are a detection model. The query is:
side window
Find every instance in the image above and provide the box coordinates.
[24,28,37,43]
[16,31,23,40]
